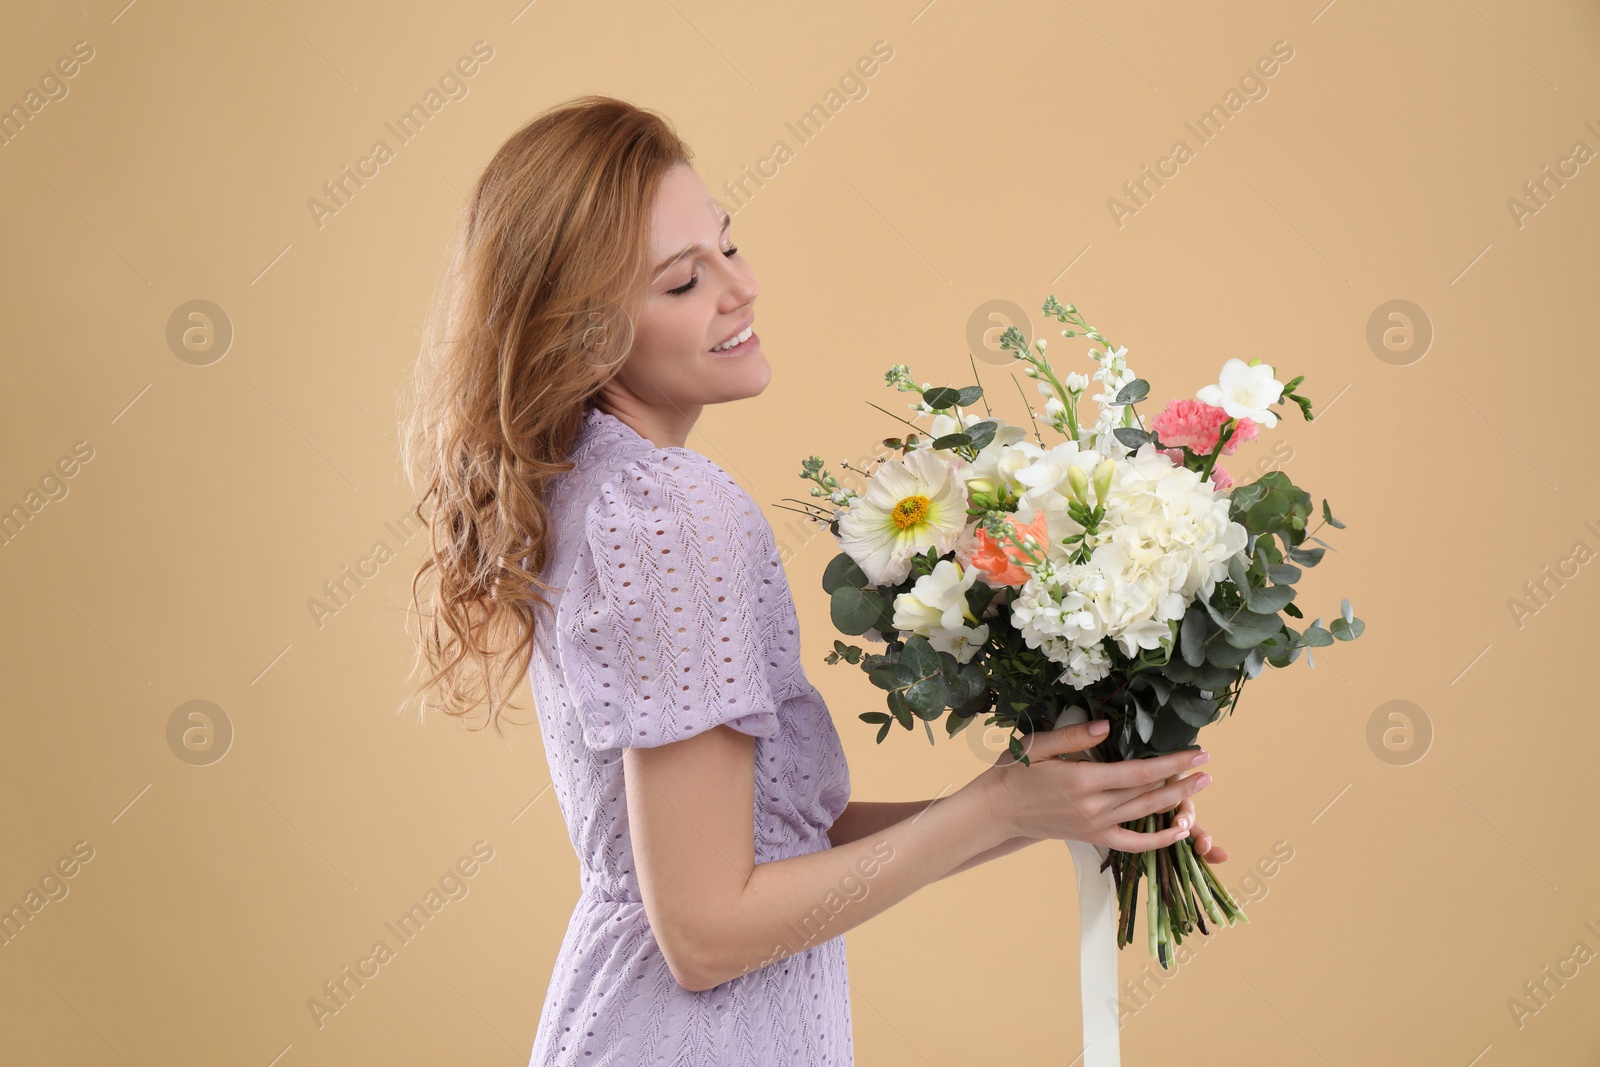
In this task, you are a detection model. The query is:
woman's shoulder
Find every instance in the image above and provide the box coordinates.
[580,411,765,536]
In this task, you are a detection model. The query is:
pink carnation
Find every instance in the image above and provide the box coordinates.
[1151,399,1259,456]
[1208,465,1234,491]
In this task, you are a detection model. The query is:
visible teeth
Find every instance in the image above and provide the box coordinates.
[711,325,753,352]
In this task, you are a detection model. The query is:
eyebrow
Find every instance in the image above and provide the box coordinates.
[651,212,732,282]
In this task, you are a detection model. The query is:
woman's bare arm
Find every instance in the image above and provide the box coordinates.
[828,799,1042,881]
[624,725,1016,992]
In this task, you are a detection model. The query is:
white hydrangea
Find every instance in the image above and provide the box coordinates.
[1003,441,1248,686]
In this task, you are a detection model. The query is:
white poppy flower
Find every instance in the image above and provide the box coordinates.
[837,447,968,586]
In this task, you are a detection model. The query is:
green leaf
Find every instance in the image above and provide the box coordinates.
[1228,470,1313,536]
[822,552,868,594]
[1112,378,1150,405]
[956,385,985,406]
[901,635,942,678]
[966,420,997,450]
[868,663,913,691]
[833,585,886,635]
[1226,553,1252,592]
[1180,608,1209,667]
[1167,688,1219,729]
[1321,498,1346,529]
[1245,584,1297,613]
[1113,427,1151,449]
[876,721,891,743]
[1287,544,1326,566]
[1219,608,1286,649]
[1330,616,1365,640]
[1133,694,1154,743]
[858,712,891,724]
[888,689,914,728]
[922,386,961,409]
[1204,639,1252,668]
[1266,562,1302,584]
[1302,622,1334,647]
[931,432,973,450]
[1202,597,1235,633]
[906,675,952,718]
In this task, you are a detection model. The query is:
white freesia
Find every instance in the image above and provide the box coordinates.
[960,423,1039,498]
[1197,358,1284,428]
[892,559,991,663]
[837,447,968,586]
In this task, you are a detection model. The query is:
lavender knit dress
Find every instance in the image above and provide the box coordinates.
[526,406,854,1066]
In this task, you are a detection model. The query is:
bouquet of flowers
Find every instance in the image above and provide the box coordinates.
[789,295,1363,968]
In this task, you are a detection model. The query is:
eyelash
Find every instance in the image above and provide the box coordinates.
[667,246,739,296]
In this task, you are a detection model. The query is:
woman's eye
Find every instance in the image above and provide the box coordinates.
[667,246,740,296]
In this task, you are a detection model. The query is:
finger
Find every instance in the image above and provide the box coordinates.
[1191,824,1229,862]
[1096,766,1205,817]
[1101,820,1192,854]
[1020,720,1110,760]
[1091,748,1209,791]
[1174,794,1196,832]
[1104,768,1212,826]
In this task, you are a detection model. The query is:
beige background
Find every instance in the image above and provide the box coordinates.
[3,0,1598,1063]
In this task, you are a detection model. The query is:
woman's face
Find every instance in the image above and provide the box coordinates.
[602,162,767,433]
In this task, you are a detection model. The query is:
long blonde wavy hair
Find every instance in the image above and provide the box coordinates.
[398,95,692,733]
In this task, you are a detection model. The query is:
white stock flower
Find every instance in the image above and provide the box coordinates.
[837,447,968,586]
[1197,358,1285,428]
[892,559,991,663]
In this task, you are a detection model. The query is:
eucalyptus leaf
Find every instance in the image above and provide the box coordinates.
[1113,427,1151,449]
[832,585,885,635]
[822,552,868,594]
[931,432,973,450]
[1134,695,1155,743]
[1167,688,1218,728]
[1113,378,1150,405]
[1245,584,1297,613]
[1287,544,1326,566]
[1330,616,1365,640]
[1221,608,1285,649]
[922,386,961,408]
[1180,608,1209,667]
[1267,562,1302,584]
[956,385,985,406]
[907,675,952,717]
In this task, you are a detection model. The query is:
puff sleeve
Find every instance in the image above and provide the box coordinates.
[559,449,783,751]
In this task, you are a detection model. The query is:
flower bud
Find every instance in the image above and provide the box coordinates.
[1066,464,1090,505]
[1092,457,1115,504]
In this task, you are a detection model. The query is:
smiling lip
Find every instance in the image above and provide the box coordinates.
[709,319,757,355]
[708,328,760,357]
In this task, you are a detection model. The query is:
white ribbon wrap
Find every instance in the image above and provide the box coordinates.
[1054,707,1121,1066]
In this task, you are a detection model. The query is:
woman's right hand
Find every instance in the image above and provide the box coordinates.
[971,719,1212,852]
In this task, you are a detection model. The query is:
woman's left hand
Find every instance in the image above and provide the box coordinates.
[1174,794,1228,862]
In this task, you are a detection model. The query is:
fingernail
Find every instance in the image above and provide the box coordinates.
[1191,752,1210,766]
[1176,816,1190,830]
[1195,773,1213,788]
[1089,720,1110,735]
[1176,828,1190,840]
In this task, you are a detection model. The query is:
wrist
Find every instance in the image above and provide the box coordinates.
[958,775,1020,851]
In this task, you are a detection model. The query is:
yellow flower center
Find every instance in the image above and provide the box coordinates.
[891,495,931,530]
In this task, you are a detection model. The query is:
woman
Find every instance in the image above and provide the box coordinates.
[400,94,1226,1066]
